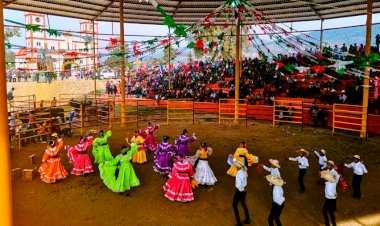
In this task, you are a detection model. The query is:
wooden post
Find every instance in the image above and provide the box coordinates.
[234,11,241,121]
[0,0,14,224]
[119,0,126,127]
[80,103,84,136]
[319,19,324,55]
[168,28,171,90]
[272,98,276,128]
[92,20,97,102]
[361,0,372,138]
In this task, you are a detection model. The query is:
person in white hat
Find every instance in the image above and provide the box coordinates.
[320,170,337,226]
[287,149,309,192]
[326,160,340,183]
[261,159,281,177]
[344,155,368,199]
[314,149,327,171]
[266,175,285,226]
[233,159,250,226]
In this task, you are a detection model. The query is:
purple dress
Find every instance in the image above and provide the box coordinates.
[175,135,196,156]
[153,142,176,175]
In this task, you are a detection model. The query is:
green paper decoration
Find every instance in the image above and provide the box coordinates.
[187,42,195,49]
[337,68,345,75]
[5,42,12,49]
[25,24,41,32]
[46,29,60,37]
[284,64,296,72]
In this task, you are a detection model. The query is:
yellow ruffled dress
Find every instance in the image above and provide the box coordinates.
[227,147,258,177]
[129,135,147,164]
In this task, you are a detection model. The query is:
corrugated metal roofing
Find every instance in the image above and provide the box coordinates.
[4,0,380,24]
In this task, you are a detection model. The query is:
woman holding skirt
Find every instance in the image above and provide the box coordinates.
[140,122,159,151]
[92,130,114,164]
[38,138,68,183]
[175,129,197,156]
[128,130,147,164]
[163,154,195,202]
[227,141,258,177]
[154,136,176,175]
[67,137,94,176]
[193,142,217,186]
[99,144,140,196]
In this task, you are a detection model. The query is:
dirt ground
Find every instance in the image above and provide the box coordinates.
[10,120,380,226]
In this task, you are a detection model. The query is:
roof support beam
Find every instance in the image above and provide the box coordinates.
[290,0,322,19]
[92,0,118,21]
[3,0,18,7]
[172,1,182,18]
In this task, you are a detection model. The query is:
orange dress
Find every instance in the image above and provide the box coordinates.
[38,139,68,183]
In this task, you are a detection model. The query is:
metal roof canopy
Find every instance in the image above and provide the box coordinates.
[3,0,380,24]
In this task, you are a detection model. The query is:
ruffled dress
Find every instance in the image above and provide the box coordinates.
[193,148,217,185]
[140,124,159,150]
[130,135,147,164]
[227,147,258,177]
[154,141,176,175]
[92,131,114,164]
[67,136,94,164]
[163,159,195,202]
[175,135,196,156]
[38,139,68,183]
[99,144,140,192]
[70,141,95,175]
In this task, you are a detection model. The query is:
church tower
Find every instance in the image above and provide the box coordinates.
[79,20,99,70]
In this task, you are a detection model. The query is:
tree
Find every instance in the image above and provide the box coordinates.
[163,44,177,63]
[192,25,250,60]
[6,51,15,69]
[5,28,21,69]
[5,27,21,42]
[104,40,129,68]
[187,51,193,62]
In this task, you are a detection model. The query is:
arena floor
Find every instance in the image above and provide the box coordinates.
[10,120,380,226]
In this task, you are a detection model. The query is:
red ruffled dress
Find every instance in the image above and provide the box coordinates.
[67,136,94,164]
[38,139,68,183]
[71,141,95,175]
[140,124,159,151]
[163,159,195,202]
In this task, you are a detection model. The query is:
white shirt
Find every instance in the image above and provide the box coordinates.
[325,181,337,199]
[314,151,327,169]
[328,168,340,183]
[235,168,247,192]
[345,162,368,175]
[289,156,309,169]
[263,165,281,177]
[273,185,285,205]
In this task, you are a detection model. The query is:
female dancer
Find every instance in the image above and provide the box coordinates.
[38,137,68,183]
[227,141,258,177]
[99,144,140,196]
[128,130,147,164]
[154,136,176,175]
[140,122,159,151]
[92,130,114,164]
[193,142,217,186]
[175,129,197,156]
[163,154,195,202]
[66,137,94,176]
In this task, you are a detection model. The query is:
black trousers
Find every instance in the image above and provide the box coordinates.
[352,174,362,199]
[298,169,307,192]
[233,189,250,224]
[322,198,336,226]
[268,202,284,226]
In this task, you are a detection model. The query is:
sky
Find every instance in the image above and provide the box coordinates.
[4,8,380,56]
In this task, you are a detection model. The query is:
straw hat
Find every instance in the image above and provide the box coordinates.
[341,90,345,93]
[266,175,285,186]
[353,155,361,160]
[297,149,309,156]
[326,160,337,169]
[51,133,58,138]
[234,159,247,171]
[269,159,281,168]
[321,170,336,183]
[320,149,326,155]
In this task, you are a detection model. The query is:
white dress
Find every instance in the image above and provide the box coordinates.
[193,147,217,185]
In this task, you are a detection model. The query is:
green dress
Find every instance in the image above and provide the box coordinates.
[92,130,114,164]
[99,144,140,192]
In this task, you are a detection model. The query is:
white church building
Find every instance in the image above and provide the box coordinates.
[15,13,99,73]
